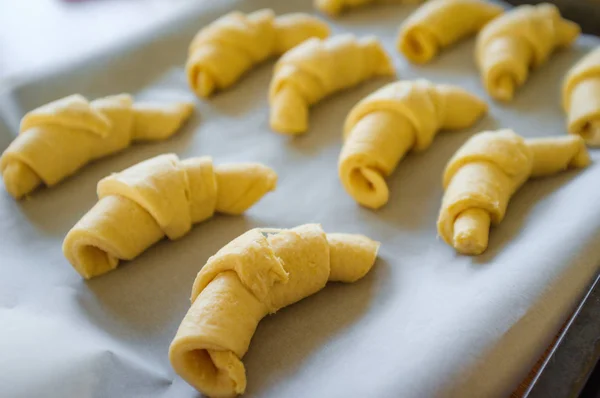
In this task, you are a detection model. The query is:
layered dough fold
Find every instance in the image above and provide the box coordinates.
[169,223,379,397]
[0,94,193,199]
[563,47,600,146]
[269,34,395,134]
[398,0,503,64]
[340,79,487,209]
[186,9,330,98]
[438,130,590,255]
[315,0,423,17]
[63,154,277,279]
[476,3,580,101]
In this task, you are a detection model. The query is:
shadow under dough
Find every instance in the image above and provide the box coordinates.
[285,77,396,157]
[373,114,500,230]
[208,60,275,117]
[243,257,393,396]
[75,215,257,334]
[474,169,586,265]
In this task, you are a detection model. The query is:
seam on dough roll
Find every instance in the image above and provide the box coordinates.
[562,47,600,146]
[437,129,590,255]
[0,94,194,199]
[269,34,395,135]
[475,3,580,102]
[340,79,487,209]
[186,9,330,98]
[397,0,503,64]
[170,224,380,397]
[62,154,277,279]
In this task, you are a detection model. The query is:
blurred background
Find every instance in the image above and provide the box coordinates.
[0,0,195,82]
[1,0,599,83]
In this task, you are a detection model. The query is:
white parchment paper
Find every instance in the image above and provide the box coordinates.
[1,1,599,397]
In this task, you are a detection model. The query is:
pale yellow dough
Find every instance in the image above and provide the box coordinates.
[186,9,330,98]
[476,3,580,101]
[63,154,277,279]
[315,0,423,17]
[438,130,590,255]
[270,34,395,135]
[398,0,503,64]
[169,223,379,397]
[563,47,600,146]
[340,79,487,209]
[0,94,193,199]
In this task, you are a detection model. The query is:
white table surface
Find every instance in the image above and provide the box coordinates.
[0,0,195,84]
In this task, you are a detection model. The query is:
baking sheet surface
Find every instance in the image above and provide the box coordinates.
[1,1,599,397]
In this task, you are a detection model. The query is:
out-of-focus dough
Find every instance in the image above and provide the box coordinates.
[340,79,487,209]
[63,154,277,279]
[397,0,503,64]
[438,130,590,255]
[269,34,395,135]
[186,9,330,98]
[315,0,423,17]
[0,94,193,199]
[476,3,580,101]
[563,47,600,146]
[169,224,380,397]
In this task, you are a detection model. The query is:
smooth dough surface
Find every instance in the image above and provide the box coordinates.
[63,154,277,279]
[186,9,330,98]
[169,224,380,397]
[340,79,487,209]
[314,0,423,16]
[398,0,503,64]
[562,47,600,146]
[438,130,590,255]
[476,3,580,101]
[269,34,395,135]
[0,94,193,199]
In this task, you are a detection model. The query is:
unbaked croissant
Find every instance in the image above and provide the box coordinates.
[169,223,379,397]
[63,154,277,279]
[398,0,503,64]
[476,3,580,101]
[563,47,600,146]
[186,9,330,98]
[315,0,423,17]
[0,94,193,199]
[270,34,395,135]
[438,129,590,255]
[340,79,487,209]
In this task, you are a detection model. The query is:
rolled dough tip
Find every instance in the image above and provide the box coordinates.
[2,161,41,199]
[453,234,487,256]
[270,87,308,135]
[581,120,600,147]
[493,76,515,102]
[402,32,434,64]
[196,71,216,98]
[452,209,490,256]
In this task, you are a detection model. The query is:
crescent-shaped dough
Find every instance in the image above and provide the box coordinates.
[63,154,277,279]
[0,94,193,199]
[169,223,379,397]
[476,3,580,101]
[438,130,590,255]
[270,34,395,135]
[315,0,423,17]
[340,79,487,209]
[186,9,330,98]
[563,47,600,146]
[398,0,503,64]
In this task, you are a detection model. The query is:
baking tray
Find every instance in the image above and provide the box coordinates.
[1,1,599,397]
